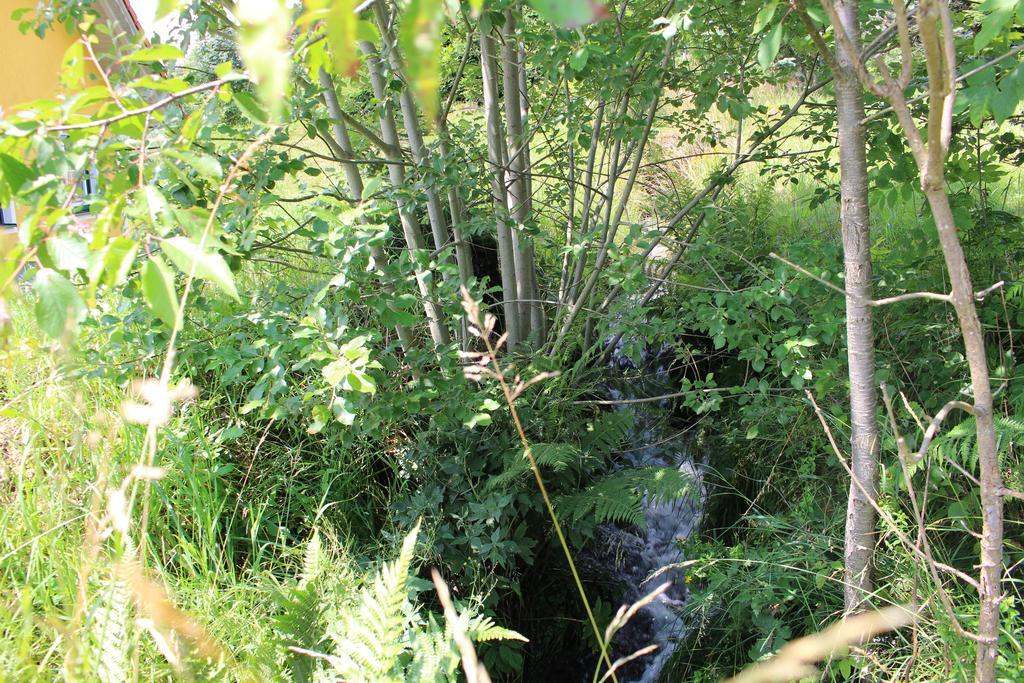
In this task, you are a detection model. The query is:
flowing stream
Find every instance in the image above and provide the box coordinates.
[590,341,705,682]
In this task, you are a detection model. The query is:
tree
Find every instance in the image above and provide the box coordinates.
[832,0,881,617]
[798,1,1007,678]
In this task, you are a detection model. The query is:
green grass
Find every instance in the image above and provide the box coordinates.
[0,302,338,680]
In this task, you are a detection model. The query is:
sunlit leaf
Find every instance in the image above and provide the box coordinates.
[142,256,179,327]
[60,40,85,89]
[752,1,778,33]
[121,44,185,62]
[232,90,270,125]
[236,0,291,121]
[160,236,240,301]
[757,21,784,68]
[102,238,139,288]
[156,0,183,20]
[974,0,1016,52]
[46,235,90,273]
[33,268,87,338]
[527,0,611,28]
[163,149,223,181]
[398,0,445,121]
[326,0,360,79]
[0,154,32,202]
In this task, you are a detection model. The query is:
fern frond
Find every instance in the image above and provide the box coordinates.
[464,614,528,643]
[301,529,324,585]
[487,442,583,491]
[331,520,421,681]
[559,475,646,528]
[407,613,457,682]
[579,411,632,455]
[87,578,131,683]
[558,466,693,530]
[532,442,581,472]
[274,531,331,682]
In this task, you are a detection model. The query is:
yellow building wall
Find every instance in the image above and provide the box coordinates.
[0,1,87,112]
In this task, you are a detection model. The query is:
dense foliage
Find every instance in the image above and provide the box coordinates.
[0,0,1022,681]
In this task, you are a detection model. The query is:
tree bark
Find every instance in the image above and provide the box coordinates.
[479,25,522,347]
[359,39,451,348]
[501,9,543,341]
[372,0,455,283]
[834,0,880,615]
[318,67,416,353]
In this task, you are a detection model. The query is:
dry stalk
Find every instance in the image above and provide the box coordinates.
[725,605,917,683]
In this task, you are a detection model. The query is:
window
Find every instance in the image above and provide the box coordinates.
[0,201,15,227]
[72,166,99,215]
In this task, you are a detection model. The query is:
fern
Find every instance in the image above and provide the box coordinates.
[330,521,420,681]
[273,530,329,683]
[465,613,529,643]
[279,522,524,682]
[558,466,693,530]
[929,413,1024,474]
[487,442,582,491]
[86,578,131,683]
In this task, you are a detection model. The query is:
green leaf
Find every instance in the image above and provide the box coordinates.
[325,0,360,79]
[361,176,384,200]
[142,257,179,327]
[0,154,32,201]
[162,150,223,180]
[528,0,610,27]
[121,44,185,62]
[33,268,87,338]
[992,72,1021,123]
[102,238,139,288]
[61,40,85,89]
[569,47,589,71]
[757,21,784,69]
[236,0,291,121]
[464,412,493,429]
[232,90,270,125]
[332,398,356,426]
[752,1,778,33]
[398,0,445,121]
[160,236,240,301]
[46,235,90,273]
[974,0,1016,52]
[156,0,183,19]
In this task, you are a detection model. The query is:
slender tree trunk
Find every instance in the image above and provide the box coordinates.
[373,1,455,282]
[501,9,532,339]
[924,186,1001,682]
[562,100,605,315]
[437,123,473,286]
[318,67,416,353]
[834,0,880,615]
[502,11,544,341]
[359,39,450,348]
[480,25,522,347]
[917,12,1001,675]
[550,42,668,356]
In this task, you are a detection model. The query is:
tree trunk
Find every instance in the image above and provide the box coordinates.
[834,0,880,615]
[479,25,522,347]
[318,67,416,353]
[372,0,455,287]
[923,185,1002,683]
[501,9,543,341]
[503,9,536,339]
[520,60,544,340]
[359,39,451,348]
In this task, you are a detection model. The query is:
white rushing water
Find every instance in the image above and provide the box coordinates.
[594,342,705,683]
